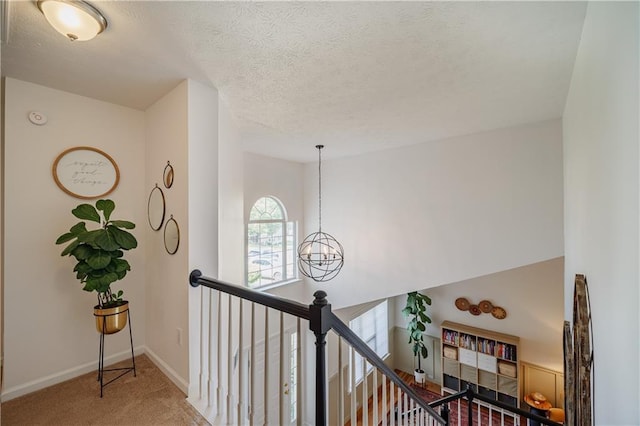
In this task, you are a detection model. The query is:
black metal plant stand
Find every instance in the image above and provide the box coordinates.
[96,308,136,397]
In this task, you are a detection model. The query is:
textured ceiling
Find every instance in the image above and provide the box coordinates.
[2,1,586,162]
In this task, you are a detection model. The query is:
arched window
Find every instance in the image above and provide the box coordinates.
[247,196,297,288]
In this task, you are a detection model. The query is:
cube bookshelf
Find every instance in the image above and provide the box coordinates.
[441,321,520,408]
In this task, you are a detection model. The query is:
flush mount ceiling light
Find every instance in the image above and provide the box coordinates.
[37,0,107,41]
[297,145,344,282]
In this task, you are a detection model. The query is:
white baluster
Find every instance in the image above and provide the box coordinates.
[238,300,244,424]
[279,312,284,426]
[362,358,368,426]
[382,373,387,426]
[250,303,255,426]
[373,369,378,425]
[296,318,302,426]
[350,347,356,426]
[390,378,395,426]
[338,338,344,426]
[263,308,269,426]
[226,295,233,424]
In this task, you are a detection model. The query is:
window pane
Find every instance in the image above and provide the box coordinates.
[349,300,388,386]
[250,197,284,220]
[247,197,297,287]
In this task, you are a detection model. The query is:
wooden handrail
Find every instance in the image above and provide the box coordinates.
[189,269,311,320]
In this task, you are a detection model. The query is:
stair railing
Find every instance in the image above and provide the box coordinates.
[189,270,446,425]
[398,385,563,426]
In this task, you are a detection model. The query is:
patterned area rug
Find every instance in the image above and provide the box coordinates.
[410,384,523,425]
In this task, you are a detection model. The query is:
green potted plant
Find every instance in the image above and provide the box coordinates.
[56,199,138,334]
[402,291,432,385]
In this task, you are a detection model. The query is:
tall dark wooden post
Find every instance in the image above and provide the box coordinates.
[309,290,332,426]
[440,403,450,425]
[466,385,474,426]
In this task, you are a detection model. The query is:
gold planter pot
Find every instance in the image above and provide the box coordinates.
[94,301,129,335]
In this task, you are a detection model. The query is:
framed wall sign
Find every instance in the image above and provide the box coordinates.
[52,146,120,199]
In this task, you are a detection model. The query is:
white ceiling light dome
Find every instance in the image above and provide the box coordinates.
[37,0,107,41]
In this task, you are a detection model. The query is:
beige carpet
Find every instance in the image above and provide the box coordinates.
[1,354,210,426]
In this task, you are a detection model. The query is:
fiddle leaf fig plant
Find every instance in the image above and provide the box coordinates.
[56,199,137,308]
[402,291,432,374]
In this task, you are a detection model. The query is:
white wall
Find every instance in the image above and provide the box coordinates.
[145,79,221,393]
[243,153,307,300]
[186,92,243,417]
[2,78,146,400]
[392,257,565,382]
[186,79,220,399]
[392,328,438,381]
[299,119,564,309]
[144,80,191,391]
[563,2,639,424]
[243,153,305,235]
[218,95,243,284]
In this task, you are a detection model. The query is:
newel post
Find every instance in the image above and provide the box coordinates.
[466,385,474,426]
[309,290,332,426]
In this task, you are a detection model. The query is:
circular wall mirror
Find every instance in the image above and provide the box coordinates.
[164,215,180,255]
[163,161,174,189]
[147,184,166,231]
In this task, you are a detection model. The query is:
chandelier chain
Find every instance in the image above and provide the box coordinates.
[317,145,322,233]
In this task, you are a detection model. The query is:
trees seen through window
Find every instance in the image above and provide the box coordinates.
[247,197,297,288]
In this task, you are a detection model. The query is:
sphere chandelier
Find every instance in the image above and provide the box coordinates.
[297,145,344,282]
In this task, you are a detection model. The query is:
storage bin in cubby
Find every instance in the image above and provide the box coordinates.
[443,345,458,360]
[443,358,459,377]
[478,369,497,389]
[498,360,517,378]
[443,374,460,391]
[498,376,518,397]
[460,364,477,383]
[479,386,497,400]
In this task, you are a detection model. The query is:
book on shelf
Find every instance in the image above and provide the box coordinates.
[496,342,517,361]
[442,329,459,345]
[478,338,495,355]
[460,333,476,350]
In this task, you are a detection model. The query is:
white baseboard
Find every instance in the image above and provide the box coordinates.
[187,396,218,425]
[143,346,189,394]
[1,346,144,402]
